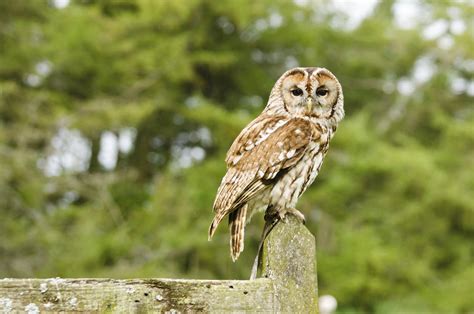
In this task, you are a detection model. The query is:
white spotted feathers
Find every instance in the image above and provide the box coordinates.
[208,67,344,261]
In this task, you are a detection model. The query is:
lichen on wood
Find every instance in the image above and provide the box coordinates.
[260,215,318,313]
[0,216,317,313]
[0,278,273,312]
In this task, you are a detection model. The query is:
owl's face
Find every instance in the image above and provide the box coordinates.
[267,67,344,123]
[280,68,341,118]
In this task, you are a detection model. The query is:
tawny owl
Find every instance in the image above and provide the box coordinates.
[208,67,344,261]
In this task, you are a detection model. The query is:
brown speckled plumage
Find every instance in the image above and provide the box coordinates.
[208,67,344,261]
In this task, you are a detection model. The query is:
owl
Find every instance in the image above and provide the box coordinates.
[208,67,344,261]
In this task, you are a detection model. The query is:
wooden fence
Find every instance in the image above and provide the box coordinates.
[0,216,318,313]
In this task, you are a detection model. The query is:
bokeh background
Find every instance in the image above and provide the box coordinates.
[1,0,473,312]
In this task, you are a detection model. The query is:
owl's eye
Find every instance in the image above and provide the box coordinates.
[316,88,328,97]
[291,88,303,96]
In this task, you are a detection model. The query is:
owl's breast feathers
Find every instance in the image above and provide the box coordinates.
[212,115,325,221]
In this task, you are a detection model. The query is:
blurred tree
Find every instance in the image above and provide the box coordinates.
[0,0,472,312]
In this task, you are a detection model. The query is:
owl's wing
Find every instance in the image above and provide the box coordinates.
[213,115,319,218]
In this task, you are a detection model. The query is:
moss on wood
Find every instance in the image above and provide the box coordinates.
[0,217,317,313]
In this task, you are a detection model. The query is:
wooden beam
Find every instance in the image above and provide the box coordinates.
[0,278,273,312]
[0,216,317,313]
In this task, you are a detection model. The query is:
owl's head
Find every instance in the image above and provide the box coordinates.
[266,67,344,125]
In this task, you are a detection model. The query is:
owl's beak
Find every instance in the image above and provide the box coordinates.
[305,98,314,112]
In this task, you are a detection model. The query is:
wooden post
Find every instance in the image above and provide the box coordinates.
[0,217,318,313]
[260,215,318,312]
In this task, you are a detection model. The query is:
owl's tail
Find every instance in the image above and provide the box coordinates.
[208,205,248,261]
[229,204,248,262]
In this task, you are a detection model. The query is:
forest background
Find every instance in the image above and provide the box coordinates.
[1,0,473,312]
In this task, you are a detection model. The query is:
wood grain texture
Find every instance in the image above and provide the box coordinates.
[259,215,318,313]
[0,277,273,313]
[0,218,317,313]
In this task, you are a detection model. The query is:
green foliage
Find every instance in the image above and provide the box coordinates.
[0,0,472,312]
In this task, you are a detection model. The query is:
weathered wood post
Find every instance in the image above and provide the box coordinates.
[260,215,318,312]
[0,217,318,313]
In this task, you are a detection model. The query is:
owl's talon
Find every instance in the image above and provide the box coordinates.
[287,208,306,224]
[279,212,288,223]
